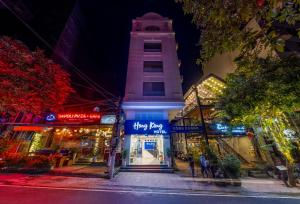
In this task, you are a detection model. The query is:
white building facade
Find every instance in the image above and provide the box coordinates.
[122,12,184,166]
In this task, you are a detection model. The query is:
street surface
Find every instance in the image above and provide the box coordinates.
[0,185,299,204]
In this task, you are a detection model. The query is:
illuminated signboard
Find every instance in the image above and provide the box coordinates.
[55,113,101,123]
[144,142,156,150]
[124,120,170,135]
[171,126,203,133]
[45,113,56,122]
[13,126,43,131]
[57,113,100,120]
[210,123,246,135]
[101,115,116,124]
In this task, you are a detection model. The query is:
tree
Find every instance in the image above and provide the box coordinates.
[0,36,73,114]
[177,0,300,62]
[217,55,300,186]
[177,0,300,187]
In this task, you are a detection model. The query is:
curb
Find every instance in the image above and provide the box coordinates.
[0,182,299,198]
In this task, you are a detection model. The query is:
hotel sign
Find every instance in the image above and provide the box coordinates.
[124,120,170,135]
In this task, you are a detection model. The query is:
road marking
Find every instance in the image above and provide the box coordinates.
[0,184,299,200]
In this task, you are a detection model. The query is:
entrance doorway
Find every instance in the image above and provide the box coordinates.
[129,135,164,165]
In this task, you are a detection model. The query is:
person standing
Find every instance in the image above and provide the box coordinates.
[188,154,195,177]
[200,154,209,177]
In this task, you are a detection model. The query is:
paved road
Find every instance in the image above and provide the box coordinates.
[0,185,299,204]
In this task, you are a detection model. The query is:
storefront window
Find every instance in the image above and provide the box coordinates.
[129,135,164,165]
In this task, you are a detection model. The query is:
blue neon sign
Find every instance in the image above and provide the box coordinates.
[210,123,246,135]
[144,142,156,150]
[45,113,56,122]
[124,120,170,135]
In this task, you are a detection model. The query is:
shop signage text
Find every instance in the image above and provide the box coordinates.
[124,120,170,135]
[170,126,203,133]
[45,113,101,124]
[170,123,246,135]
[57,113,101,120]
[210,123,246,135]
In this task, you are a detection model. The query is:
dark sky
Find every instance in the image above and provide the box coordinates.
[0,0,201,99]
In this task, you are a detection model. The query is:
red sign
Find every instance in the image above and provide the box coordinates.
[57,113,101,123]
[13,126,43,131]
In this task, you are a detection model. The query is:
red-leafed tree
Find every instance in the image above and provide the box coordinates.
[0,36,73,114]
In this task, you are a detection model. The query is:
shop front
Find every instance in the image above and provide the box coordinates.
[123,120,171,166]
[12,113,114,166]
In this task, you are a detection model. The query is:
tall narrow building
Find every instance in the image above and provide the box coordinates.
[122,12,184,167]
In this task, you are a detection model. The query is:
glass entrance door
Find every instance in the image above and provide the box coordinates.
[129,135,164,165]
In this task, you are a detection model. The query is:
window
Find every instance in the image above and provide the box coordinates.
[143,82,165,96]
[144,61,163,72]
[145,26,160,32]
[144,42,162,52]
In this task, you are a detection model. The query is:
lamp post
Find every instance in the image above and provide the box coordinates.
[192,85,209,146]
[108,97,122,179]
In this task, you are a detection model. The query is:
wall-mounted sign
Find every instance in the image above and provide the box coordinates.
[144,142,156,150]
[101,115,116,124]
[56,113,101,123]
[13,126,43,132]
[209,123,246,135]
[124,120,170,135]
[45,113,56,122]
[170,126,203,133]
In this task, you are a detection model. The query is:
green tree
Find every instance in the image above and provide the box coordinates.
[217,55,300,186]
[177,0,300,62]
[177,0,300,187]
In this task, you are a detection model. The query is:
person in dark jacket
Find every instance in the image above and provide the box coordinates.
[188,154,195,177]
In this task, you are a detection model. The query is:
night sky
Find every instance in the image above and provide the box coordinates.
[1,0,201,100]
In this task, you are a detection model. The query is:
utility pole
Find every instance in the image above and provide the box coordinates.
[193,85,209,146]
[108,97,122,179]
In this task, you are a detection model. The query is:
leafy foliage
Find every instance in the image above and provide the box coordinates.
[221,154,241,178]
[0,137,10,155]
[0,36,73,114]
[177,0,300,62]
[26,155,52,169]
[217,55,300,164]
[217,55,300,125]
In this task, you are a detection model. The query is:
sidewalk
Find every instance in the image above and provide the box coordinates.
[0,159,299,196]
[0,171,299,196]
[49,165,109,178]
[175,158,202,177]
[174,158,300,195]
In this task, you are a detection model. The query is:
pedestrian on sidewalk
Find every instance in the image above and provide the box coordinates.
[188,154,195,177]
[200,154,209,178]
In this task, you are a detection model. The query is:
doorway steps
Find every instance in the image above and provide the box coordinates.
[247,169,270,178]
[74,158,92,165]
[120,165,174,173]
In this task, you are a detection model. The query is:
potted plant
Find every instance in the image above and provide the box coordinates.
[25,155,52,174]
[221,154,241,186]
